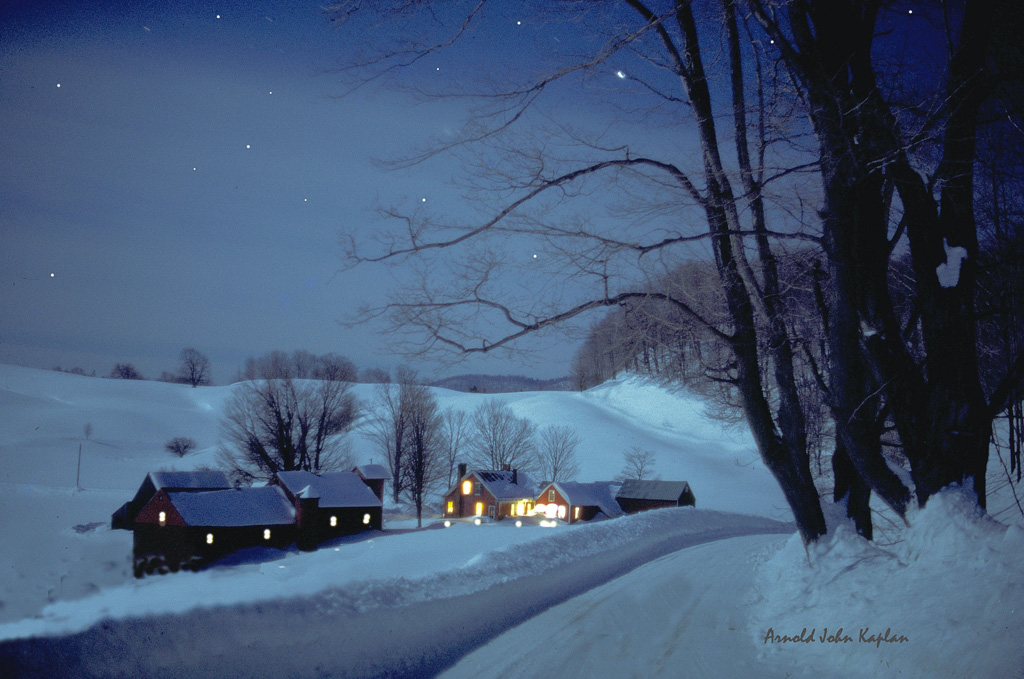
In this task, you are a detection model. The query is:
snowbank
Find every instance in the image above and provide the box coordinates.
[750,489,1024,678]
[0,510,792,678]
[0,508,787,644]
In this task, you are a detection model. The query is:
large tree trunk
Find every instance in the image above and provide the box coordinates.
[667,0,826,544]
[832,439,872,540]
[759,0,995,516]
[709,200,826,544]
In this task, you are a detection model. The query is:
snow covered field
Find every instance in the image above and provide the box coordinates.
[1,363,1022,677]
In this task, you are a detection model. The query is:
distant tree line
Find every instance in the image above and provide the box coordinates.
[100,347,213,386]
[53,366,95,377]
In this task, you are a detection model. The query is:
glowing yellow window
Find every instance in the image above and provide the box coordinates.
[158,511,166,525]
[517,501,526,516]
[446,501,454,514]
[330,515,337,527]
[263,528,271,540]
[574,507,581,520]
[475,502,484,517]
[362,513,371,525]
[206,533,214,545]
[462,480,473,495]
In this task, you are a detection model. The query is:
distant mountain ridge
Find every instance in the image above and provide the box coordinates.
[428,373,571,393]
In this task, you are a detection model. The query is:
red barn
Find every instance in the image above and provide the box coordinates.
[443,469,539,520]
[111,470,232,530]
[535,481,623,523]
[273,470,384,550]
[615,479,696,514]
[132,485,296,576]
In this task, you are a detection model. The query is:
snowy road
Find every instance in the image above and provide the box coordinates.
[0,510,792,678]
[443,533,793,679]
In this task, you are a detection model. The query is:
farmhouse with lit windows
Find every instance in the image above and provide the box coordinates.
[443,465,540,520]
[443,467,696,524]
[534,481,624,524]
[114,468,384,576]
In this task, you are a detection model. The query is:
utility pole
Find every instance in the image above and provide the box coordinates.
[76,443,82,491]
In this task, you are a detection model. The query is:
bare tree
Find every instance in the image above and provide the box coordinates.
[537,425,581,483]
[330,1,1022,543]
[165,437,197,458]
[439,407,469,488]
[110,363,144,380]
[291,350,318,379]
[468,399,537,473]
[332,0,824,542]
[739,0,1024,535]
[241,350,293,381]
[178,348,211,387]
[402,382,444,527]
[617,447,658,482]
[315,353,358,383]
[366,365,419,502]
[219,352,359,483]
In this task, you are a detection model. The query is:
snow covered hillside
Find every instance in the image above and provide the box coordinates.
[1,364,1022,678]
[0,363,787,627]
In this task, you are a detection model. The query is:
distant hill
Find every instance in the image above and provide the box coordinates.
[428,374,572,393]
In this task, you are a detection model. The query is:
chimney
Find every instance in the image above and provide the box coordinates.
[512,469,518,485]
[457,462,468,479]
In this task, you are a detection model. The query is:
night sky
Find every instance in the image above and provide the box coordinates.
[0,2,939,384]
[1,0,551,382]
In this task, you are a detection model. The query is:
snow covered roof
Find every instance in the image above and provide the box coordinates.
[472,470,540,501]
[353,464,390,481]
[149,471,231,491]
[166,486,296,527]
[616,480,693,503]
[297,485,319,500]
[275,471,383,508]
[549,482,623,517]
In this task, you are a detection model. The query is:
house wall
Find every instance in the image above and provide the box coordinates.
[574,505,602,522]
[536,485,597,523]
[537,485,570,521]
[681,487,696,506]
[135,491,186,526]
[317,506,382,540]
[133,523,295,574]
[497,499,534,520]
[443,476,498,518]
[362,479,386,503]
[616,497,680,514]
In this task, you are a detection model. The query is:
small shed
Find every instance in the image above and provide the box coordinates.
[536,481,623,523]
[112,470,232,530]
[443,469,539,520]
[615,479,696,514]
[352,464,390,503]
[274,470,383,549]
[132,485,295,574]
